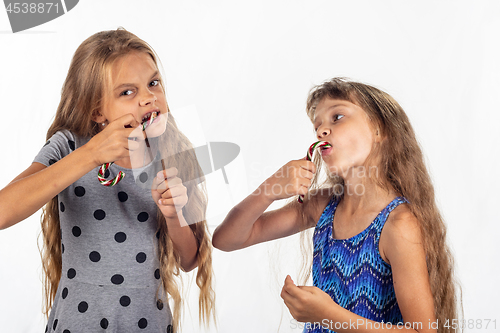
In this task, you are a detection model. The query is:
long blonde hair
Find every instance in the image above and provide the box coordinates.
[39,28,215,330]
[300,78,461,333]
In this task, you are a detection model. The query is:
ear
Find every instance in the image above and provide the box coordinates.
[92,109,107,124]
[374,128,384,143]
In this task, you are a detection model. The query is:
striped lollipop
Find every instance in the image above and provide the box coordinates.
[97,163,125,186]
[142,112,158,131]
[98,113,158,186]
[298,140,331,203]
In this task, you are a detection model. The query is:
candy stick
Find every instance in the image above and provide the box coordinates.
[142,112,157,131]
[98,113,158,186]
[298,140,332,203]
[161,159,166,174]
[98,163,125,186]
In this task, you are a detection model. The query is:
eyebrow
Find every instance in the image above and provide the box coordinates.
[313,104,346,123]
[113,70,159,91]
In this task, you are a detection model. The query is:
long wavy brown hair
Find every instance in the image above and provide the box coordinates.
[298,78,461,333]
[38,28,215,331]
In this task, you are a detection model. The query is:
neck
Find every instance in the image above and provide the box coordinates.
[340,166,396,216]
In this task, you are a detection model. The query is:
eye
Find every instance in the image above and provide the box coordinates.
[149,79,160,87]
[333,114,344,121]
[120,89,134,96]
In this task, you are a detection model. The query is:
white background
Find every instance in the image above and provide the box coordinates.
[1,1,499,332]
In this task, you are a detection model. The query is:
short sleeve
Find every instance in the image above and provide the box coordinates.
[33,130,77,167]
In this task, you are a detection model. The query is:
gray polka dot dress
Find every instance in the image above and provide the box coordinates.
[35,130,173,333]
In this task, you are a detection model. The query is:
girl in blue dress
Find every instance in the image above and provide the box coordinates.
[213,78,460,333]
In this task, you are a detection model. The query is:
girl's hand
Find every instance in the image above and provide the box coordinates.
[152,168,188,221]
[85,114,142,167]
[281,275,337,323]
[259,158,316,202]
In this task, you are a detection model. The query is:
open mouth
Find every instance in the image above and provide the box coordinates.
[319,142,332,156]
[141,111,160,125]
[141,111,161,131]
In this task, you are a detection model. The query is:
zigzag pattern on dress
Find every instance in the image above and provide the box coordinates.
[304,196,408,333]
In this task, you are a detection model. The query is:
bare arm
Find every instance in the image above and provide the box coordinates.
[380,205,437,332]
[0,150,96,230]
[212,158,328,252]
[152,168,199,272]
[0,114,140,230]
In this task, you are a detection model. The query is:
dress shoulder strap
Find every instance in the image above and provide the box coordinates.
[373,196,409,236]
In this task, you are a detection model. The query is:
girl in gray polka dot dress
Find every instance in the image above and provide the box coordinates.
[0,29,214,332]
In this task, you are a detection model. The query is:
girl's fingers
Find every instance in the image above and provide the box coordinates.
[160,182,187,200]
[125,126,145,141]
[154,168,181,194]
[126,140,140,152]
[299,160,316,174]
[113,113,140,129]
[301,170,315,180]
[156,168,178,180]
[158,195,188,208]
[157,176,182,188]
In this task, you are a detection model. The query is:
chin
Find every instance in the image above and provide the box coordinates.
[144,113,168,138]
[325,162,353,179]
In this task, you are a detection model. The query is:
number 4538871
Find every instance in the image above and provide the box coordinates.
[6,3,59,14]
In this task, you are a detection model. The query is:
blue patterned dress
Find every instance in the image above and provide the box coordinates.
[305,196,408,332]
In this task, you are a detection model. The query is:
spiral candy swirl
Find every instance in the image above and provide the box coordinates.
[98,113,158,186]
[97,163,125,187]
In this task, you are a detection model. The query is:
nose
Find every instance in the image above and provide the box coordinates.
[316,125,331,139]
[139,89,157,106]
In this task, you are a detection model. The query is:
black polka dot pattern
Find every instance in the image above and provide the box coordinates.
[49,159,57,165]
[89,251,101,262]
[136,252,146,263]
[120,295,131,307]
[139,172,148,183]
[157,299,163,310]
[104,169,110,179]
[137,212,149,222]
[93,209,106,220]
[74,186,85,197]
[41,133,173,331]
[67,268,76,279]
[111,274,124,285]
[118,191,128,202]
[167,324,173,333]
[138,318,148,329]
[78,301,88,313]
[72,226,81,237]
[114,232,126,243]
[43,140,50,147]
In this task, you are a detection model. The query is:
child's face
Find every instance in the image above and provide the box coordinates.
[313,97,380,178]
[100,51,168,137]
